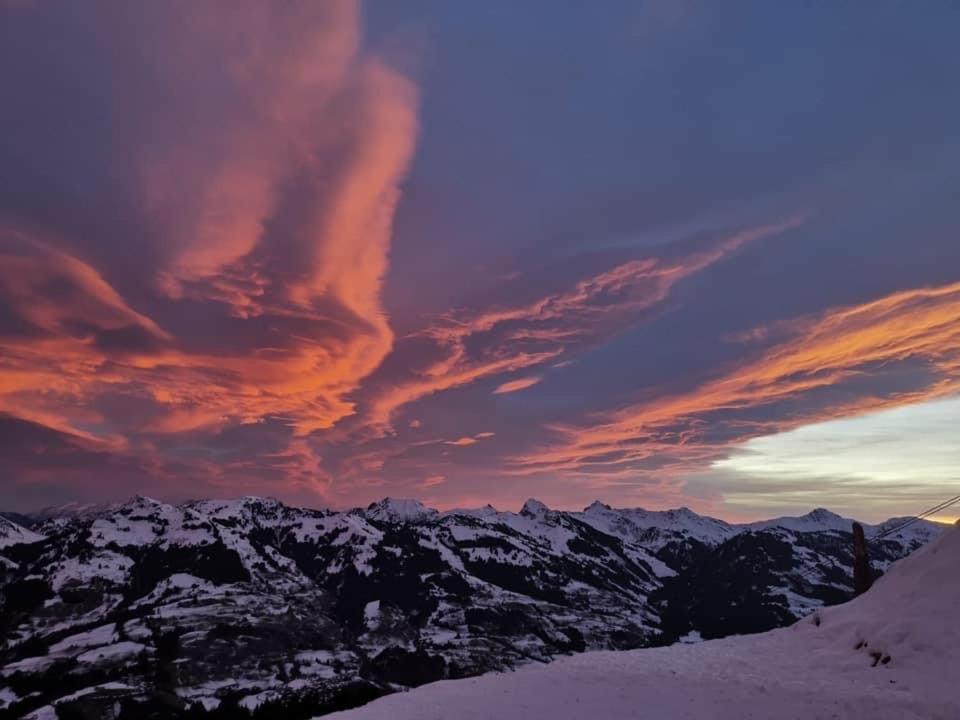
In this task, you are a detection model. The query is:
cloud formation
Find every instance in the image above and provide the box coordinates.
[2,1,959,518]
[0,1,418,499]
[493,377,542,394]
[359,217,804,433]
[515,281,960,478]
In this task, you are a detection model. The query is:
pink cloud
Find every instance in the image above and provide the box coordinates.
[417,474,447,488]
[0,2,420,499]
[493,376,542,394]
[359,216,805,432]
[512,280,960,479]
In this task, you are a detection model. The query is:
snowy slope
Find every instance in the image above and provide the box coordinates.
[326,523,960,720]
[364,498,439,524]
[747,508,941,545]
[0,516,44,548]
[746,507,854,533]
[868,515,944,547]
[583,503,943,548]
[576,501,739,549]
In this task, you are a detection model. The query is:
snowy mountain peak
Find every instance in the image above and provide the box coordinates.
[585,500,612,512]
[365,497,438,523]
[120,495,166,512]
[803,507,844,522]
[748,508,854,534]
[576,502,738,548]
[666,507,701,521]
[233,496,287,514]
[190,495,286,518]
[0,514,45,548]
[866,516,946,545]
[237,495,284,507]
[442,503,499,519]
[29,500,123,523]
[520,498,550,517]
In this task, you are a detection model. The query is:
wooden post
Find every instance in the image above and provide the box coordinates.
[852,522,873,596]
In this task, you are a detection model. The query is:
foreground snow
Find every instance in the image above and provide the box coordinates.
[327,524,960,720]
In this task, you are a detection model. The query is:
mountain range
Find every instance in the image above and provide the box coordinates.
[0,496,945,719]
[327,522,960,720]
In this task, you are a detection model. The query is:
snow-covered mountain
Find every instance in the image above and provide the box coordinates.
[0,516,44,549]
[0,497,947,719]
[746,507,942,543]
[364,498,439,524]
[328,523,960,720]
[576,501,739,549]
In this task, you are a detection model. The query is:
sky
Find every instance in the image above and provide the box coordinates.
[1,1,959,522]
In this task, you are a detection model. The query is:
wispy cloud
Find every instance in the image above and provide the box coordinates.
[417,474,447,488]
[445,437,479,447]
[514,280,960,478]
[443,432,495,447]
[0,1,419,498]
[493,376,542,394]
[360,217,805,433]
[6,0,956,518]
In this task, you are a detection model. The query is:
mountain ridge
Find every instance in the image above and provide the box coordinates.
[324,525,960,720]
[5,494,946,541]
[0,496,948,719]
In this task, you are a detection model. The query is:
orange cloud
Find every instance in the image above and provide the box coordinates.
[362,216,805,432]
[0,229,170,344]
[418,474,447,488]
[514,280,960,476]
[147,2,361,299]
[365,350,564,431]
[443,432,494,447]
[445,437,478,446]
[0,3,419,469]
[493,376,542,394]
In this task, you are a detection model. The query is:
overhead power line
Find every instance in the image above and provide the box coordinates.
[872,493,960,541]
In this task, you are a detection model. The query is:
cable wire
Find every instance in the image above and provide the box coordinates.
[872,493,960,541]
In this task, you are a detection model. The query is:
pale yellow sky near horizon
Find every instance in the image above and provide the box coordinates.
[711,395,960,524]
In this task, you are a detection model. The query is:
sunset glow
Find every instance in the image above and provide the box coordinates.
[2,1,959,522]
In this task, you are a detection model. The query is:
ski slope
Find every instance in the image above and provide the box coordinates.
[327,523,960,720]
